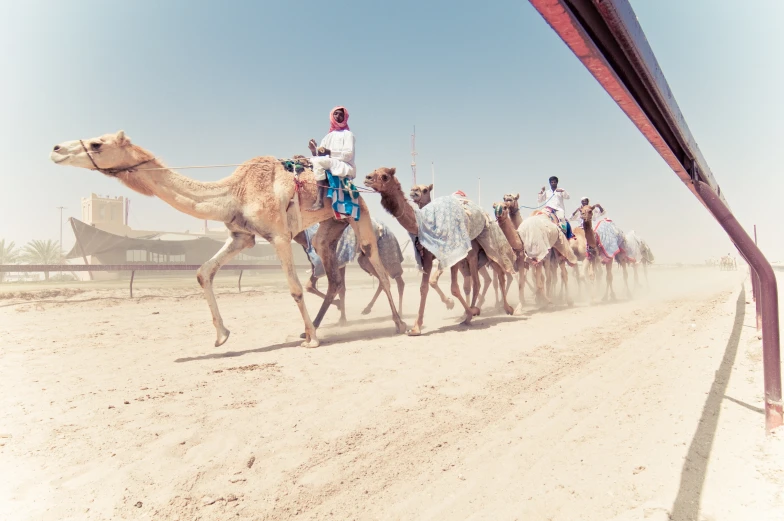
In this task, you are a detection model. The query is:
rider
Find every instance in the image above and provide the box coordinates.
[538,176,573,239]
[569,197,605,226]
[308,106,356,211]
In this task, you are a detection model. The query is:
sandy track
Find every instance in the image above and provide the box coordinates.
[1,268,781,520]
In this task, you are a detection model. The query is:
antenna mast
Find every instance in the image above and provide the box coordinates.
[410,126,417,186]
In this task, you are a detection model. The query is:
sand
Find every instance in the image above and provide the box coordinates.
[0,266,781,520]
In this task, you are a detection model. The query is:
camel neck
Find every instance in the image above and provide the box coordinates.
[118,159,236,222]
[380,189,418,234]
[497,212,523,251]
[509,207,523,228]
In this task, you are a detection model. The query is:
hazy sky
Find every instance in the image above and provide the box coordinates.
[1,0,782,264]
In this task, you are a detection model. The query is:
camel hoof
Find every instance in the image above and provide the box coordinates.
[513,304,524,316]
[470,307,481,317]
[338,319,348,327]
[301,338,320,348]
[461,314,473,325]
[396,321,408,334]
[361,307,372,315]
[504,305,514,316]
[445,299,455,310]
[299,332,306,339]
[214,329,230,347]
[407,326,422,336]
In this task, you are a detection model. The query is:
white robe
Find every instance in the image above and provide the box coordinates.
[312,130,356,181]
[537,187,570,221]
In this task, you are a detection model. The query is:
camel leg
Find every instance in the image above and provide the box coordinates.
[429,264,455,310]
[478,265,493,309]
[643,262,649,287]
[468,244,482,311]
[490,261,514,315]
[621,261,631,298]
[409,251,433,336]
[310,222,348,331]
[362,284,384,315]
[357,255,382,315]
[514,259,527,315]
[602,262,616,301]
[493,270,500,308]
[451,263,480,325]
[559,259,573,306]
[395,275,405,316]
[196,232,254,347]
[337,266,347,326]
[632,263,640,292]
[350,212,407,334]
[532,262,550,306]
[462,265,473,304]
[268,235,320,348]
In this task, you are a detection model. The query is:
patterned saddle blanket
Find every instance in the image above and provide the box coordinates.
[594,218,624,263]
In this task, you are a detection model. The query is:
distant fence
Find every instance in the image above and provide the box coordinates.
[0,264,311,297]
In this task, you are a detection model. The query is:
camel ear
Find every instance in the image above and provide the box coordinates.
[428,184,434,191]
[515,193,519,200]
[116,130,129,144]
[387,168,397,176]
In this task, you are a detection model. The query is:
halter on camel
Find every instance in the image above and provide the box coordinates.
[79,140,155,177]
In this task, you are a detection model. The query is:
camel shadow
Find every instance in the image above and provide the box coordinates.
[175,320,429,363]
[419,314,524,337]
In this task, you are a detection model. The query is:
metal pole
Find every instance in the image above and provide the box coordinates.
[752,224,762,330]
[695,182,782,432]
[238,270,243,293]
[56,206,65,278]
[129,270,135,298]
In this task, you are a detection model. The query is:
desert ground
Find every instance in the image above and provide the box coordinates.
[1,266,782,520]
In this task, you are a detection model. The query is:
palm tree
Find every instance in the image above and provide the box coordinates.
[0,239,19,283]
[21,239,62,281]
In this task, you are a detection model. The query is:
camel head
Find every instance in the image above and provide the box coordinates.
[409,184,434,208]
[579,204,594,223]
[364,167,400,194]
[493,200,510,220]
[50,130,150,174]
[502,193,520,213]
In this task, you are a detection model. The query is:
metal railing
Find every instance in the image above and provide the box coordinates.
[529,0,782,432]
[0,264,309,297]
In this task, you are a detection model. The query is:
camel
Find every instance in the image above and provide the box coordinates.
[517,209,578,305]
[299,219,405,322]
[365,168,513,336]
[640,238,654,285]
[588,210,631,301]
[492,201,529,314]
[410,184,498,310]
[616,230,649,292]
[50,131,406,347]
[571,204,606,301]
[409,184,454,310]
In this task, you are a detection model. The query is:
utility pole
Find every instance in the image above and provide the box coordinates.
[56,206,66,253]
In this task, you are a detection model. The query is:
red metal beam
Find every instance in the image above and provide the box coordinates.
[529,0,782,432]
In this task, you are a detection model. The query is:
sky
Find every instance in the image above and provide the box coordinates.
[1,0,782,264]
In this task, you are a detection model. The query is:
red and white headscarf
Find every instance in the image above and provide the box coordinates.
[329,106,350,132]
[453,190,467,198]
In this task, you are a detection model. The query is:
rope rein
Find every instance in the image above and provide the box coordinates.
[93,153,565,203]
